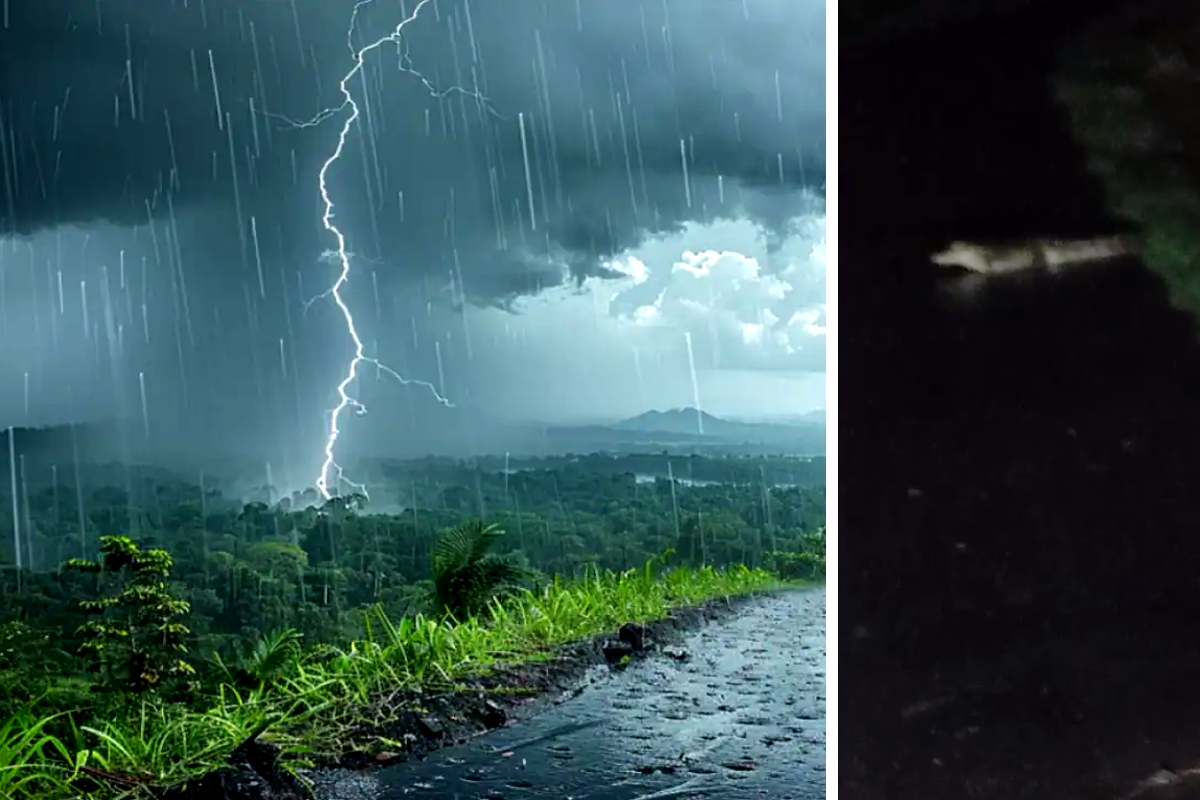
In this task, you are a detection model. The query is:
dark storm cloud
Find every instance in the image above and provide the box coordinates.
[0,0,824,303]
[0,0,824,471]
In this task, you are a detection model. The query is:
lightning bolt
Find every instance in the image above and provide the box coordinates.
[280,0,498,500]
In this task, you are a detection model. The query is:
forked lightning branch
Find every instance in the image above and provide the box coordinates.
[280,0,495,501]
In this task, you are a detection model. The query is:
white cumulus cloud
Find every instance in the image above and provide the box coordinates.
[608,211,826,371]
[420,209,826,421]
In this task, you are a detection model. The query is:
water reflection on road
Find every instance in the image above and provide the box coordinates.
[317,590,825,800]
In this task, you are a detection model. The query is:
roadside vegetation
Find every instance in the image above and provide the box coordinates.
[1054,6,1200,323]
[0,455,824,799]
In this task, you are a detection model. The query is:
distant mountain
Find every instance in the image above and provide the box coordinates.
[345,405,824,457]
[611,407,824,444]
[0,404,824,481]
[739,409,825,426]
[614,408,727,435]
[0,419,127,462]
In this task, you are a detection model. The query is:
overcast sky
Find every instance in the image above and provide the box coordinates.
[0,0,826,469]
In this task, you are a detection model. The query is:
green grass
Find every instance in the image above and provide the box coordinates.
[3,562,793,800]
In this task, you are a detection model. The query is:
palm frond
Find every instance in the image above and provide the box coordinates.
[241,628,303,684]
[431,522,478,578]
[467,522,504,564]
[429,520,526,619]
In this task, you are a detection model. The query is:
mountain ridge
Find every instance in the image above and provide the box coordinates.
[0,406,826,472]
[612,406,824,437]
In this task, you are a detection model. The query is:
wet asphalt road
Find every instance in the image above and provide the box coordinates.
[314,589,825,800]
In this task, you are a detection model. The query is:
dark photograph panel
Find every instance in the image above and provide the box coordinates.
[843,1,1200,798]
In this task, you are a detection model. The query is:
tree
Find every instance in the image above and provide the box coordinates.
[429,520,529,619]
[768,526,826,580]
[62,535,196,696]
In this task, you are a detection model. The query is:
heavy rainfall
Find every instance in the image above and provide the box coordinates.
[0,0,826,798]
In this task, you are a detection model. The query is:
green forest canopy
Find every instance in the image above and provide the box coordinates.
[0,454,825,668]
